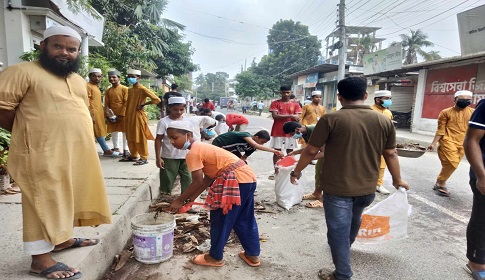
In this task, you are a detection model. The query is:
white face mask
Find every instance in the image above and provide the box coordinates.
[181,134,191,150]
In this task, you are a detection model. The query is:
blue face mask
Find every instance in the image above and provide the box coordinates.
[292,132,303,139]
[127,77,137,85]
[181,135,191,150]
[381,99,392,108]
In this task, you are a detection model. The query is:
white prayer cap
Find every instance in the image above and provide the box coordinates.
[168,96,186,105]
[454,90,473,98]
[375,90,392,98]
[127,69,141,75]
[311,90,322,96]
[43,25,81,42]
[89,68,102,74]
[168,120,194,133]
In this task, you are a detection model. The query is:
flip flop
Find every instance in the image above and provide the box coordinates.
[52,238,99,252]
[465,264,485,280]
[303,193,320,200]
[133,159,148,166]
[305,200,324,208]
[29,262,82,279]
[318,269,337,280]
[432,184,450,197]
[119,157,138,162]
[239,251,260,267]
[191,254,225,267]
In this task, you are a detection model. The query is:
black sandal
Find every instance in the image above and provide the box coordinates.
[133,159,148,166]
[119,156,138,162]
[433,184,450,197]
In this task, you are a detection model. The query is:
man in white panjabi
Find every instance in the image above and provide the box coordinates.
[0,25,111,279]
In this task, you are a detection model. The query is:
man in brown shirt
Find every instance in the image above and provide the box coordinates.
[290,77,409,280]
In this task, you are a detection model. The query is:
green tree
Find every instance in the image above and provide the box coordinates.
[423,50,442,62]
[400,29,434,64]
[195,72,229,101]
[349,35,376,65]
[240,19,321,95]
[174,74,193,91]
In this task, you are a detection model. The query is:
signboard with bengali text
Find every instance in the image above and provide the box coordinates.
[422,64,485,118]
[363,43,402,75]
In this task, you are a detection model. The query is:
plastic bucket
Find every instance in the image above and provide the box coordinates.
[131,212,175,264]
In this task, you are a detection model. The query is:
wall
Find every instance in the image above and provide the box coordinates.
[2,8,32,66]
[0,2,6,69]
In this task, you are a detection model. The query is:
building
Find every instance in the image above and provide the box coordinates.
[0,0,105,69]
[288,64,364,111]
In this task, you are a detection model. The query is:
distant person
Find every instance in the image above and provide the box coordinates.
[463,99,485,279]
[154,97,191,195]
[202,98,215,111]
[289,77,408,280]
[300,90,326,148]
[166,121,261,268]
[371,90,394,195]
[268,85,301,179]
[189,97,195,113]
[162,83,182,117]
[121,69,161,165]
[290,93,302,108]
[87,68,117,156]
[251,100,257,111]
[427,90,474,197]
[212,130,284,161]
[105,70,129,157]
[215,113,249,132]
[257,100,265,116]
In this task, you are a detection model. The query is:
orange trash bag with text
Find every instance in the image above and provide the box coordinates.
[356,187,412,244]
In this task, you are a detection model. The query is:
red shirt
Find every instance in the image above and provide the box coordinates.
[225,114,249,128]
[202,101,215,111]
[269,99,302,137]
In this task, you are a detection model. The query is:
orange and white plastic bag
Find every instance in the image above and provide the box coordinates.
[356,187,412,244]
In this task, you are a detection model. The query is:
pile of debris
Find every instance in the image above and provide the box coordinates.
[396,143,426,151]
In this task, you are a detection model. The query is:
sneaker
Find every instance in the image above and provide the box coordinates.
[376,185,390,195]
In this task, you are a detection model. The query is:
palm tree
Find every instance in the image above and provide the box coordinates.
[349,35,377,65]
[400,29,434,64]
[423,50,442,62]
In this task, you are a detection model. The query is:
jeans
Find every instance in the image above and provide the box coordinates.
[467,179,485,264]
[323,193,376,280]
[95,136,110,152]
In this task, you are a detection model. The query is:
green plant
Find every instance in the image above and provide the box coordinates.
[145,104,160,120]
[0,128,11,175]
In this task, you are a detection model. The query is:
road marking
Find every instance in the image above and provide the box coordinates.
[409,193,469,224]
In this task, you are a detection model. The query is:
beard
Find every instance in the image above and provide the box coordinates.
[38,50,81,77]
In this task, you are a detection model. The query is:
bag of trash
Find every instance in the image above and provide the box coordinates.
[274,162,305,210]
[356,187,412,244]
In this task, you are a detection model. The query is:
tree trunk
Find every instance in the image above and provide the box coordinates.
[0,173,10,191]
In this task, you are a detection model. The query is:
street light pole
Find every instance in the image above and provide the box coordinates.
[336,0,347,110]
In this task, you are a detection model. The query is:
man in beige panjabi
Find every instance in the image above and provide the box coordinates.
[87,68,117,156]
[104,70,129,156]
[0,25,111,279]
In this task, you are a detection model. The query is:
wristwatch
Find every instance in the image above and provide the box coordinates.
[290,171,301,178]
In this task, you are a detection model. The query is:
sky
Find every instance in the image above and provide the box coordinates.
[165,0,485,79]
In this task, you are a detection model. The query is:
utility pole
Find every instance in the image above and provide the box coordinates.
[336,0,346,110]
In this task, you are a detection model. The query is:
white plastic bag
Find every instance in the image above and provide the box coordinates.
[274,164,305,210]
[356,187,412,244]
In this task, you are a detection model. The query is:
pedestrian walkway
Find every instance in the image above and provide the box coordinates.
[0,119,437,280]
[0,124,161,280]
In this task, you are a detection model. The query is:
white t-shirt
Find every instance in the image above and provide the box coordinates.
[156,117,190,159]
[210,111,225,120]
[185,116,216,140]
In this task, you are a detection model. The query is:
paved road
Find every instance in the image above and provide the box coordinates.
[107,111,473,280]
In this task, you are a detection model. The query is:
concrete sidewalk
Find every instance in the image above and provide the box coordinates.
[0,120,435,279]
[0,123,161,280]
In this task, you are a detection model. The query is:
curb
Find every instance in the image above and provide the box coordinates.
[77,169,160,280]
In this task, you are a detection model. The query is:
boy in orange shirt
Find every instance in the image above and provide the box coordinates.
[215,113,249,132]
[166,121,260,268]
